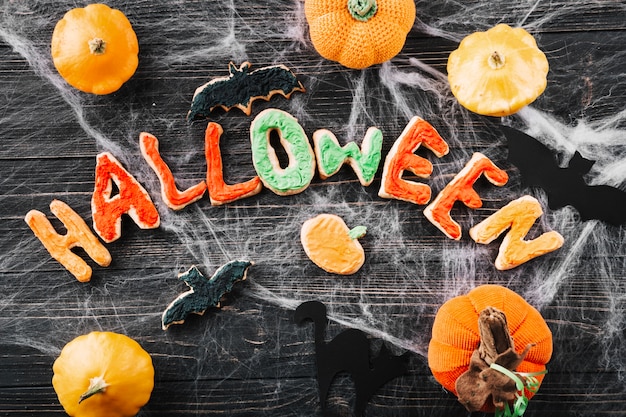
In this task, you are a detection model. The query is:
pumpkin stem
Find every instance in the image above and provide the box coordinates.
[88,38,107,55]
[488,51,505,69]
[347,0,378,22]
[78,375,109,404]
[348,225,367,240]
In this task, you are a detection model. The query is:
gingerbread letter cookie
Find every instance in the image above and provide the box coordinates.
[92,152,160,243]
[379,116,449,205]
[205,122,263,205]
[140,132,207,210]
[250,108,316,196]
[25,199,111,282]
[424,153,508,240]
[313,127,383,186]
[470,195,564,270]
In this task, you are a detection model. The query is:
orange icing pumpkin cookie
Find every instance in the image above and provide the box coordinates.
[469,195,564,270]
[300,214,366,275]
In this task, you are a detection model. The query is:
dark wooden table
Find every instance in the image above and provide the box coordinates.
[1,1,625,416]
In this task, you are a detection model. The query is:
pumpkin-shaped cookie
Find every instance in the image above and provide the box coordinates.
[428,285,552,411]
[447,24,549,116]
[304,0,416,69]
[301,213,366,275]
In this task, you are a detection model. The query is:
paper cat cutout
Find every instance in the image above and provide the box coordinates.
[161,260,252,330]
[294,300,409,416]
[502,125,626,225]
[187,62,305,119]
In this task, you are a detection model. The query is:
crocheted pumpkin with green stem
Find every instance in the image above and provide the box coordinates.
[304,0,416,69]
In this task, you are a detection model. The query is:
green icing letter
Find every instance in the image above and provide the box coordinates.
[314,126,383,186]
[250,109,315,195]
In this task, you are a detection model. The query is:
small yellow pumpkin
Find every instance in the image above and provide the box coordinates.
[51,4,139,94]
[52,331,154,417]
[447,24,549,116]
[304,0,416,69]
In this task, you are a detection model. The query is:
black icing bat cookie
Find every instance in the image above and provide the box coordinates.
[187,62,305,120]
[501,125,626,225]
[162,260,253,330]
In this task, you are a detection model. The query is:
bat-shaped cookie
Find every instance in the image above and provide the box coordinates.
[187,62,305,120]
[161,260,253,330]
[502,125,626,225]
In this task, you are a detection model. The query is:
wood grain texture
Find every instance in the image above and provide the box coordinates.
[1,1,626,416]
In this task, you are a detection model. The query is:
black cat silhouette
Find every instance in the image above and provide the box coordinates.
[294,300,409,416]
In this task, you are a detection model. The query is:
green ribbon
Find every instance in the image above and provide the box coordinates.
[490,363,547,417]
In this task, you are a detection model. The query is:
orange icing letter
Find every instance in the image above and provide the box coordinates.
[378,116,449,205]
[92,152,160,243]
[469,195,564,270]
[25,199,112,282]
[205,122,262,205]
[424,153,508,240]
[140,132,207,210]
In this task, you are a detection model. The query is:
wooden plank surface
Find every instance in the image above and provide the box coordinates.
[1,1,625,416]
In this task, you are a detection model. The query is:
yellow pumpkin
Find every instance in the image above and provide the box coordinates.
[447,24,549,116]
[52,331,154,417]
[304,0,416,69]
[51,4,139,94]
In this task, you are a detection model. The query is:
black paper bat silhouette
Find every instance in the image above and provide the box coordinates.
[161,260,253,330]
[502,125,626,225]
[295,300,409,417]
[187,62,305,120]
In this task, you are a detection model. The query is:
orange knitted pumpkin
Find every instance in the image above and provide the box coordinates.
[304,0,416,69]
[428,285,552,411]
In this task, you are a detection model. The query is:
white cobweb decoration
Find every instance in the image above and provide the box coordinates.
[0,0,625,415]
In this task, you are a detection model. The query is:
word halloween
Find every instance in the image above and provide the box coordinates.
[25,109,563,281]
